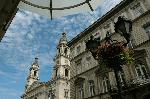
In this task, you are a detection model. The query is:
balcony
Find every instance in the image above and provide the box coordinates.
[110,75,150,94]
[132,76,150,85]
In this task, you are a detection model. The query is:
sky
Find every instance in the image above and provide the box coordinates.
[0,0,122,99]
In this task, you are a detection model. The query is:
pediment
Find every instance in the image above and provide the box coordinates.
[26,81,44,92]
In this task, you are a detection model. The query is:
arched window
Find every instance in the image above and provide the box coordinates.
[55,69,58,77]
[78,84,84,99]
[75,77,85,99]
[88,80,95,96]
[118,71,125,86]
[34,71,37,76]
[65,69,68,77]
[58,48,60,53]
[64,48,67,54]
[101,77,109,93]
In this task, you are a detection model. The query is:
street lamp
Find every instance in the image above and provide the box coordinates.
[86,16,132,99]
[114,16,132,45]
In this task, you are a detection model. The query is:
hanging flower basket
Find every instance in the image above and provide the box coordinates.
[95,41,134,69]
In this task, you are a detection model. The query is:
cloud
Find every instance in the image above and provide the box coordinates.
[0,0,122,98]
[0,70,8,77]
[0,86,22,99]
[1,0,122,77]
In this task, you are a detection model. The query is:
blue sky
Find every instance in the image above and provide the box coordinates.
[0,0,122,99]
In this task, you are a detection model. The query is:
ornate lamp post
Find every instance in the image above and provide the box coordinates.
[86,16,132,99]
[115,16,132,45]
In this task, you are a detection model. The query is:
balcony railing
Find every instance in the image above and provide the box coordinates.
[110,75,150,93]
[127,75,150,86]
[98,75,150,95]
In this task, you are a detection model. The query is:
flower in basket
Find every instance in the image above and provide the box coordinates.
[95,41,134,69]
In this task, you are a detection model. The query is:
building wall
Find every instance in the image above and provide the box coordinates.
[22,84,49,99]
[69,0,150,99]
[21,0,150,99]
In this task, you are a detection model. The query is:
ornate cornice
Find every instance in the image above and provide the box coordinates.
[67,0,134,47]
[25,81,46,93]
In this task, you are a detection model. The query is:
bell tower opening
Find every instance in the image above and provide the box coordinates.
[65,69,69,77]
[34,71,37,76]
[55,69,58,77]
[64,48,67,55]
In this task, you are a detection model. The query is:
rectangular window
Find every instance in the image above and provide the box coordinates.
[76,45,81,55]
[104,23,111,35]
[101,77,108,93]
[143,23,150,39]
[131,3,145,17]
[141,66,149,79]
[64,89,69,98]
[76,59,82,74]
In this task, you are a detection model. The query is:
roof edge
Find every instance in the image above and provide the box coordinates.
[67,0,134,47]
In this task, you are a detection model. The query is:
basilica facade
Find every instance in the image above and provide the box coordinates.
[22,0,150,99]
[21,33,71,99]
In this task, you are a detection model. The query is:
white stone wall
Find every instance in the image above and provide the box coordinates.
[69,0,150,99]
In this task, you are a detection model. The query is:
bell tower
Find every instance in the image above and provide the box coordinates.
[25,58,39,90]
[51,33,70,99]
[52,32,70,79]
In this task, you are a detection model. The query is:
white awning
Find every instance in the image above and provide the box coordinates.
[18,0,105,19]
